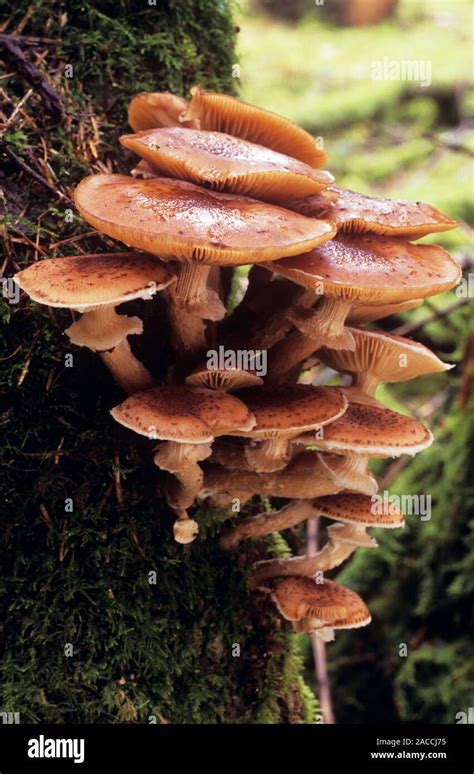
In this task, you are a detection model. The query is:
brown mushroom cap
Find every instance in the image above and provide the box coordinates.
[128,91,199,132]
[287,184,458,238]
[318,327,453,384]
[14,252,175,312]
[111,384,255,443]
[120,128,333,203]
[263,234,461,305]
[182,86,327,168]
[185,362,263,391]
[231,385,348,439]
[314,401,433,457]
[75,175,336,266]
[270,576,371,628]
[312,493,405,528]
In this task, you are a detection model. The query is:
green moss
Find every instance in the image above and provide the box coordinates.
[0,0,314,724]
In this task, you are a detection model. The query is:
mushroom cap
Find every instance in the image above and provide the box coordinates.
[185,362,263,391]
[128,91,199,132]
[120,128,333,203]
[315,401,433,457]
[326,522,378,548]
[182,86,327,168]
[287,184,458,238]
[318,327,453,383]
[347,298,423,324]
[14,252,175,312]
[312,492,405,528]
[270,576,371,628]
[262,235,461,303]
[75,175,335,266]
[231,385,348,439]
[111,384,255,443]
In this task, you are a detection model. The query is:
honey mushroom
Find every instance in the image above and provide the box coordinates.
[220,491,403,552]
[74,174,335,358]
[180,86,327,167]
[286,183,458,238]
[128,91,200,132]
[120,127,333,203]
[222,384,348,472]
[111,384,255,543]
[264,234,461,383]
[247,493,404,588]
[269,577,372,641]
[317,326,453,406]
[14,252,175,393]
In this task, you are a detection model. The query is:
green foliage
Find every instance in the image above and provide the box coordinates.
[0,0,315,723]
[329,388,474,723]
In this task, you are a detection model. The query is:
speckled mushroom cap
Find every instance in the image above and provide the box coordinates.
[270,576,371,627]
[185,362,263,391]
[75,175,336,266]
[314,401,433,457]
[181,86,327,168]
[262,235,461,304]
[231,385,348,439]
[120,127,333,203]
[14,252,175,312]
[347,298,423,325]
[287,184,458,239]
[312,493,405,528]
[111,384,255,443]
[318,327,453,383]
[128,91,199,132]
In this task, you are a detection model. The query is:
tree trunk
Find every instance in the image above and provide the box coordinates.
[0,0,317,723]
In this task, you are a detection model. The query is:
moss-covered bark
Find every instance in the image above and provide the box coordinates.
[0,0,317,723]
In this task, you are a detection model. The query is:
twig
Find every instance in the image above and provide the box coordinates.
[0,138,71,202]
[0,34,63,117]
[391,298,469,337]
[307,517,335,725]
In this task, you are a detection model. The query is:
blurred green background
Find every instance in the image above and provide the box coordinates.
[236,0,474,723]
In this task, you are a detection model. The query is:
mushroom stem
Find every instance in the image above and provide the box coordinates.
[325,454,377,496]
[101,339,156,394]
[220,499,315,551]
[244,436,292,473]
[175,263,226,321]
[154,441,212,509]
[351,372,380,398]
[172,509,199,545]
[265,331,314,385]
[164,286,207,358]
[249,535,360,588]
[288,297,355,350]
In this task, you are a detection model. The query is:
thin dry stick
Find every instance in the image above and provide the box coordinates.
[307,517,335,725]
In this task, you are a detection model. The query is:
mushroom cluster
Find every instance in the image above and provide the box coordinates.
[15,87,460,642]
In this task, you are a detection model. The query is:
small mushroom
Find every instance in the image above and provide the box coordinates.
[264,234,461,381]
[111,384,255,542]
[185,361,263,391]
[14,252,175,393]
[128,91,199,132]
[120,127,333,203]
[218,385,347,472]
[75,174,336,353]
[181,86,327,167]
[318,326,453,405]
[268,576,371,640]
[286,183,458,238]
